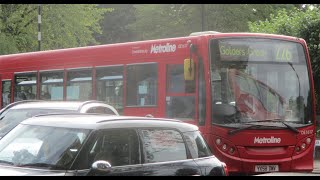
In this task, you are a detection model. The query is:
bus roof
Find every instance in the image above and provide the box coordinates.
[0,32,302,59]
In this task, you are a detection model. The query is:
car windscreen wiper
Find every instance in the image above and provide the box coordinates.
[241,119,299,134]
[18,163,65,170]
[0,160,14,165]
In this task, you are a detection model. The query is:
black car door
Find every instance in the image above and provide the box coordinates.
[182,131,226,176]
[139,128,201,176]
[73,129,144,176]
[142,159,200,176]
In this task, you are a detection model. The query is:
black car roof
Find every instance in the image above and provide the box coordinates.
[21,114,198,132]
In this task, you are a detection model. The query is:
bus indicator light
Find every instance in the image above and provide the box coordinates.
[306,138,311,144]
[229,147,235,154]
[222,144,227,151]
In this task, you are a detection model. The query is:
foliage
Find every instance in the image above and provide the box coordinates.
[0,4,107,54]
[127,4,191,40]
[42,4,106,50]
[0,34,18,54]
[126,4,294,41]
[95,4,136,44]
[0,4,295,53]
[0,4,36,53]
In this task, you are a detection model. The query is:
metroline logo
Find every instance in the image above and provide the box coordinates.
[254,136,281,144]
[150,43,176,54]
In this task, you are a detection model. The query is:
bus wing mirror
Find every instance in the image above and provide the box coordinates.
[184,58,195,80]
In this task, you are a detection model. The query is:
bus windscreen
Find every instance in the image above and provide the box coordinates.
[210,38,312,126]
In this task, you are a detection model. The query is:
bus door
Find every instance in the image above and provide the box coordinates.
[123,63,159,117]
[165,63,196,123]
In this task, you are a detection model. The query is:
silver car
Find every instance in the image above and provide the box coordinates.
[0,100,119,138]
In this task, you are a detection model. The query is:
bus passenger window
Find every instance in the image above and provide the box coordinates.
[14,73,37,102]
[67,69,92,101]
[96,66,124,114]
[40,71,64,100]
[126,63,158,107]
[2,80,12,108]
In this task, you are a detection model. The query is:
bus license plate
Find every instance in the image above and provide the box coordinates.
[255,165,279,172]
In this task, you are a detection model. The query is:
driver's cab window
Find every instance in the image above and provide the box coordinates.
[212,68,235,105]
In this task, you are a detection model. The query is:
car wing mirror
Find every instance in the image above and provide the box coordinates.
[91,160,112,173]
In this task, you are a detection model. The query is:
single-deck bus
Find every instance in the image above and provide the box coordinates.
[0,31,316,174]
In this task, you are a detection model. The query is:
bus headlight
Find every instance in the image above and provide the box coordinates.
[216,138,222,145]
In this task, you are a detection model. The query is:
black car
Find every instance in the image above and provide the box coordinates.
[0,100,119,139]
[0,114,228,176]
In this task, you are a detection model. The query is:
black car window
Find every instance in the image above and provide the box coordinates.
[89,129,140,167]
[183,131,212,158]
[140,129,187,163]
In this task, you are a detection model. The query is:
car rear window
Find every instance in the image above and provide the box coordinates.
[140,129,187,163]
[183,131,212,158]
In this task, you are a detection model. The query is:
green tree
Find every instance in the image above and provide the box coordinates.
[42,4,106,50]
[128,4,190,40]
[95,4,136,44]
[200,4,294,32]
[0,34,18,54]
[128,4,293,41]
[0,4,36,54]
[0,4,106,54]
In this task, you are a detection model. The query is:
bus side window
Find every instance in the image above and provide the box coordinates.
[2,80,12,108]
[66,69,92,101]
[14,73,37,102]
[40,71,64,101]
[96,65,124,114]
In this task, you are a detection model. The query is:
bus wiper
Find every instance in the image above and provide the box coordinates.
[243,119,299,134]
[228,124,268,135]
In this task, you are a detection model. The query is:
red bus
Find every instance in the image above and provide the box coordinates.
[0,31,316,174]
